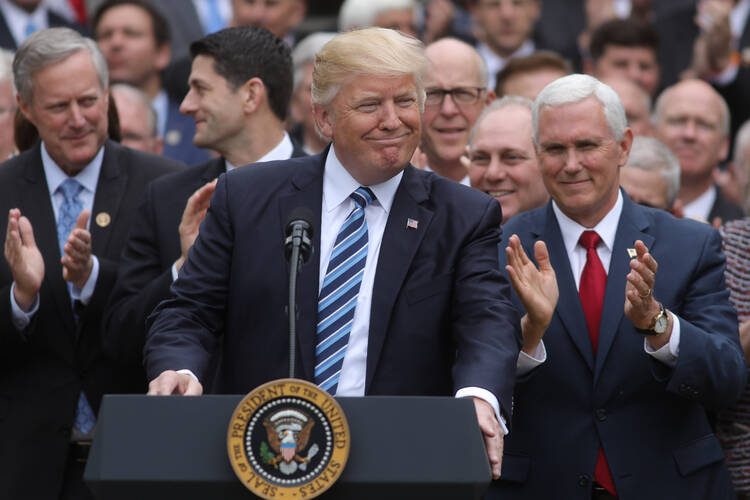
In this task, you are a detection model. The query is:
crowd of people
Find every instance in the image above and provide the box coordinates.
[0,1,749,499]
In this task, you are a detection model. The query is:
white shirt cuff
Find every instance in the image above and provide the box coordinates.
[711,62,739,86]
[171,261,179,282]
[644,311,680,368]
[10,283,39,331]
[455,387,508,435]
[70,255,99,305]
[177,369,200,383]
[516,340,547,376]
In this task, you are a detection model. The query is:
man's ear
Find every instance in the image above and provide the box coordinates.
[242,77,266,115]
[16,93,34,126]
[312,102,333,140]
[154,42,172,72]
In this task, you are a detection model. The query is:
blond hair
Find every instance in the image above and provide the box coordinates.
[311,27,427,108]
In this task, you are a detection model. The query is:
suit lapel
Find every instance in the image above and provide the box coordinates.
[277,153,325,381]
[365,166,432,393]
[594,195,654,382]
[538,203,595,371]
[90,142,127,256]
[19,147,77,341]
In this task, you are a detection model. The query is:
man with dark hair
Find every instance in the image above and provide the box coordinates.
[494,50,571,99]
[104,26,305,376]
[93,0,210,164]
[0,27,181,499]
[585,17,661,97]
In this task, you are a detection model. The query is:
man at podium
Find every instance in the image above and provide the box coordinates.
[144,27,521,479]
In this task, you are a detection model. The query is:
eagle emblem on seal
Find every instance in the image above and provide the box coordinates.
[262,408,319,475]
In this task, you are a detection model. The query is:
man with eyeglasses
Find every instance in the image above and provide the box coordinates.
[420,37,495,185]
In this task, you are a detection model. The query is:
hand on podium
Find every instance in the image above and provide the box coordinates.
[473,397,503,479]
[148,370,203,395]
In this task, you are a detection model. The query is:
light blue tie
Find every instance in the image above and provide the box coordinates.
[24,19,36,38]
[56,178,96,435]
[203,0,224,34]
[57,179,84,256]
[315,187,374,394]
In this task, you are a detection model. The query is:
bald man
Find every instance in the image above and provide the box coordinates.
[654,79,744,225]
[419,38,495,184]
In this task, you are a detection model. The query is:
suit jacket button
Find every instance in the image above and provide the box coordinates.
[578,474,590,487]
[596,408,607,421]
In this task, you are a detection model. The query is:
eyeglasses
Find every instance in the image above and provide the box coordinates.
[424,87,486,107]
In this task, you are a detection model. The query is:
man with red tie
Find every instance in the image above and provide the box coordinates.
[488,74,746,499]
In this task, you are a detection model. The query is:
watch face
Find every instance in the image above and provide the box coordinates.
[654,313,668,334]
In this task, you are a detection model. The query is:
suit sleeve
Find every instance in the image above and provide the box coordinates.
[451,197,522,422]
[662,228,747,409]
[144,173,232,382]
[102,183,177,365]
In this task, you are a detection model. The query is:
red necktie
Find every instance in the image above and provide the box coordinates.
[578,230,617,496]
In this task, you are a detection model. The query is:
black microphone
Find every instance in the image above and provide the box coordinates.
[285,207,314,265]
[284,207,314,379]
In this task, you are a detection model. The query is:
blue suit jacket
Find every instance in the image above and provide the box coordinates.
[162,97,212,165]
[144,149,522,417]
[488,194,746,500]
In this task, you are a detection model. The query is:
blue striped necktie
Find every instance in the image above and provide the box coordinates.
[315,187,375,394]
[56,178,96,435]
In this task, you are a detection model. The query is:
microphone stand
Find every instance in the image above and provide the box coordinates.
[286,222,310,378]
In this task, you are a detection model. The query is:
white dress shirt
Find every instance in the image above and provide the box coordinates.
[320,146,506,431]
[683,184,717,223]
[554,192,680,364]
[10,142,104,330]
[0,0,48,47]
[476,39,535,91]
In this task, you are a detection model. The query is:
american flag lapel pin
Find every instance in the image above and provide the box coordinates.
[406,218,419,229]
[627,248,637,259]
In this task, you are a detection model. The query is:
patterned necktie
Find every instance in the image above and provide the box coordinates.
[56,178,96,435]
[315,187,375,394]
[57,179,84,256]
[578,230,616,495]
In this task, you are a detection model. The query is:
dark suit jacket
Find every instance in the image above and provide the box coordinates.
[144,149,521,417]
[162,97,212,165]
[488,194,746,500]
[709,184,746,225]
[0,8,87,50]
[0,141,181,498]
[104,144,307,367]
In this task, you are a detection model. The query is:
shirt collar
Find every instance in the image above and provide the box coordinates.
[682,184,716,221]
[257,132,293,163]
[323,144,402,215]
[0,0,48,46]
[552,190,623,256]
[151,89,169,137]
[41,141,104,197]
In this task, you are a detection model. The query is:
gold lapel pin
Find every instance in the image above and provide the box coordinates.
[95,212,111,228]
[627,248,637,259]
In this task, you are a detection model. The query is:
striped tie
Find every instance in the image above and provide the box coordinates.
[315,187,374,394]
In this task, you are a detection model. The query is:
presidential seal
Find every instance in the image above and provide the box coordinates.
[227,379,350,499]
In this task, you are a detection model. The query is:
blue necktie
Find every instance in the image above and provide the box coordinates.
[56,179,96,435]
[24,19,36,39]
[203,0,224,34]
[315,187,374,394]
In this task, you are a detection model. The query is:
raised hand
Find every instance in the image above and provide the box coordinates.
[175,179,217,272]
[4,209,44,311]
[624,240,671,347]
[61,210,93,288]
[505,234,558,354]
